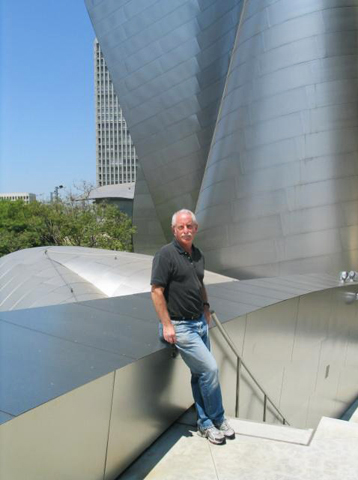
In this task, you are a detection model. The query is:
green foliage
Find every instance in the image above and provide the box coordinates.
[0,199,136,257]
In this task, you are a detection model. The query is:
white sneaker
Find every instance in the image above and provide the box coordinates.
[215,419,235,439]
[198,425,226,445]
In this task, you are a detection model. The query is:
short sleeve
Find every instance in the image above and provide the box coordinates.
[150,251,171,287]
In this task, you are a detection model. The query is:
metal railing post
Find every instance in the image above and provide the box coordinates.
[263,395,267,422]
[235,357,241,418]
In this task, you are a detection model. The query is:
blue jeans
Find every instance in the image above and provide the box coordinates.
[159,315,225,429]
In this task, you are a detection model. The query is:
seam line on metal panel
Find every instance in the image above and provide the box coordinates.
[103,370,117,479]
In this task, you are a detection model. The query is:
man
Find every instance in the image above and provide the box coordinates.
[151,209,235,445]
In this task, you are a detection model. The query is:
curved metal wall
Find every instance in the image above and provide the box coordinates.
[85,0,244,252]
[86,0,358,279]
[195,0,358,278]
[212,283,358,428]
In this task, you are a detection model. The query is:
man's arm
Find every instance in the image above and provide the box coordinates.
[151,285,177,344]
[201,283,211,325]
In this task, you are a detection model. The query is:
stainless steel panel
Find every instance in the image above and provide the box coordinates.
[345,333,358,368]
[210,317,245,417]
[306,392,341,428]
[280,229,342,262]
[239,137,303,173]
[0,373,114,480]
[266,0,323,26]
[2,258,358,478]
[263,11,322,51]
[244,299,298,368]
[0,246,159,311]
[230,190,289,221]
[78,293,154,320]
[197,1,358,278]
[279,363,316,425]
[227,216,283,244]
[246,278,310,295]
[214,281,285,301]
[105,349,193,480]
[294,290,335,349]
[0,412,14,426]
[207,283,274,308]
[210,284,358,428]
[0,319,131,417]
[1,301,159,359]
[281,204,343,237]
[86,0,243,254]
[259,36,320,76]
[301,152,358,183]
[309,103,358,133]
[336,366,358,407]
[278,252,358,278]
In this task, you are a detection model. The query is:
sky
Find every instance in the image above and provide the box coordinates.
[0,0,96,200]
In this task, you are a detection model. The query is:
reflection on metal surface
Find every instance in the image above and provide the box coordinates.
[340,271,349,283]
[340,270,358,284]
[211,310,289,425]
[105,350,192,480]
[0,291,192,479]
[343,291,358,304]
[0,361,191,480]
[0,373,114,480]
[0,246,233,311]
[86,0,358,279]
[1,274,358,477]
[349,271,358,282]
[211,284,358,429]
[84,0,244,254]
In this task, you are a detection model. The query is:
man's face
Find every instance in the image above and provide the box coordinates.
[172,212,198,250]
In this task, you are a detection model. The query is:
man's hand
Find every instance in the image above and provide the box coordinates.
[151,284,177,344]
[163,323,177,344]
[204,305,211,325]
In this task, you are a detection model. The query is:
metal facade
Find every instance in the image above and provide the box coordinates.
[0,246,232,311]
[86,0,358,277]
[85,0,244,254]
[1,275,358,478]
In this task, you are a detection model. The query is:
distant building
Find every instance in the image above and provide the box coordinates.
[88,183,135,219]
[95,39,138,186]
[0,193,36,203]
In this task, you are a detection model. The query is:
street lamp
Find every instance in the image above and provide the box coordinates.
[51,185,64,202]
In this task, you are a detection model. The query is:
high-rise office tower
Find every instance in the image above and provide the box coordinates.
[94,39,137,186]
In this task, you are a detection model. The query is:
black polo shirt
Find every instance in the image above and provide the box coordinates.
[151,238,205,319]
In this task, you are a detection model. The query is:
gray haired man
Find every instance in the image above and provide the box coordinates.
[151,209,234,445]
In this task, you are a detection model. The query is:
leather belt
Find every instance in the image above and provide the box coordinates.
[171,313,202,320]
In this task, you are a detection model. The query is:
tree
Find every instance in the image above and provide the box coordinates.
[0,200,46,256]
[0,199,136,257]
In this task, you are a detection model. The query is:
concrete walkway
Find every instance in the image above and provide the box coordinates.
[118,408,358,480]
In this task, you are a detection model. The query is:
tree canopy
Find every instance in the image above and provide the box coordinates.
[0,199,136,258]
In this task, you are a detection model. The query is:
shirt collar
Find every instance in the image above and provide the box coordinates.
[172,237,197,255]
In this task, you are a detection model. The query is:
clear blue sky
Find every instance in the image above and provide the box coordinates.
[0,0,96,200]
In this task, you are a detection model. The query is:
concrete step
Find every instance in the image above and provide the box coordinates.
[227,417,313,445]
[119,415,358,480]
[177,407,313,445]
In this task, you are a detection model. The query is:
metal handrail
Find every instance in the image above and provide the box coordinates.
[211,311,290,426]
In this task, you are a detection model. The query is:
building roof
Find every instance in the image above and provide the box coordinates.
[88,183,135,200]
[0,245,232,311]
[0,192,36,197]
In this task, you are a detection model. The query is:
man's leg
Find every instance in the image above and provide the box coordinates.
[159,319,235,443]
[172,318,225,429]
